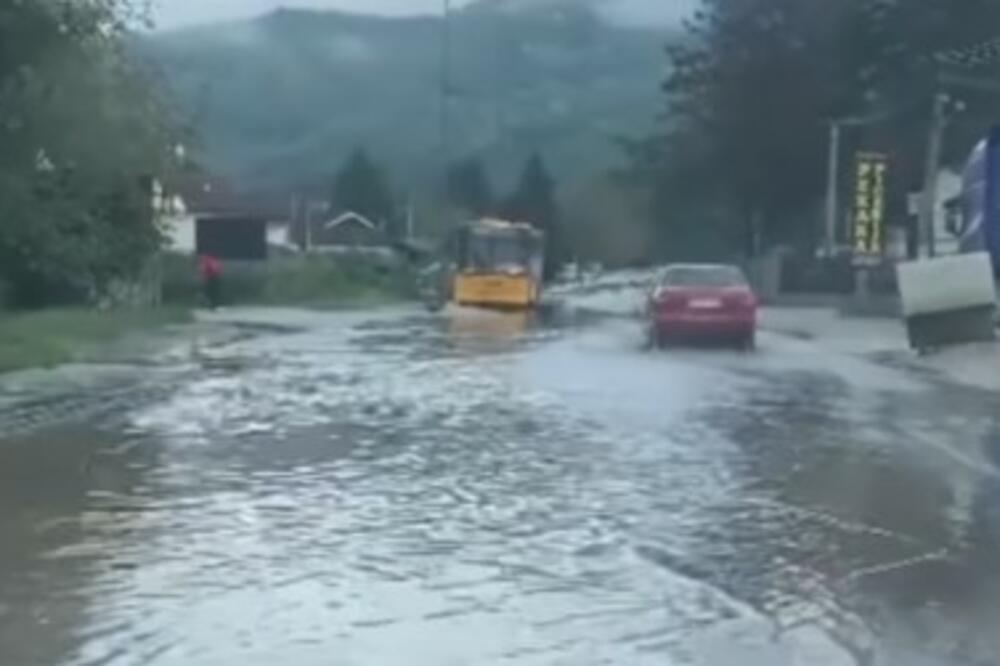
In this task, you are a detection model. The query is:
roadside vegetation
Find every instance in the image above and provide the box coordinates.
[161,254,416,310]
[0,307,191,374]
[0,1,190,373]
[0,253,414,374]
[0,0,179,310]
[625,0,1000,262]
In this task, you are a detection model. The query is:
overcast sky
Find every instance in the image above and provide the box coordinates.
[151,0,690,30]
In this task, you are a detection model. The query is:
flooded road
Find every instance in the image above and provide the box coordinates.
[3,304,1000,665]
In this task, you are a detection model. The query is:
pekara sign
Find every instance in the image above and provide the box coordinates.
[852,152,888,266]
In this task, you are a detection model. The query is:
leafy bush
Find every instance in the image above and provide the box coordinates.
[160,253,202,305]
[0,1,175,309]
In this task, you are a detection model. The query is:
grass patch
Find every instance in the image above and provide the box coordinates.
[162,253,416,308]
[260,256,414,308]
[0,306,191,374]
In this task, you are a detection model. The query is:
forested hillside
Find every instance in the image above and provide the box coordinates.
[140,2,674,195]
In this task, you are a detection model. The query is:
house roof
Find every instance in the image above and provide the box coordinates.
[324,211,378,230]
[163,171,289,221]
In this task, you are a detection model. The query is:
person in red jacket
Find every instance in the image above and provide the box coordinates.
[198,254,223,310]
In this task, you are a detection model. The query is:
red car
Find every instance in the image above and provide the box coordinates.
[646,264,758,349]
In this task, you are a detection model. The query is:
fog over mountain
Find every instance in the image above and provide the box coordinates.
[153,0,693,30]
[143,0,685,195]
[473,0,693,26]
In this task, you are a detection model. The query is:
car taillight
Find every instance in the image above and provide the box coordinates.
[727,291,757,309]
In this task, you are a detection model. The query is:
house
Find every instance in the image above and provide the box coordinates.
[905,168,963,257]
[156,174,293,260]
[300,210,394,257]
[933,168,963,256]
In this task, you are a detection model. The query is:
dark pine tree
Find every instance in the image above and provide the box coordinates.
[447,157,494,218]
[503,153,566,280]
[332,148,395,234]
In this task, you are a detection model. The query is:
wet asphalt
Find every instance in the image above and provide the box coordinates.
[2,301,1000,666]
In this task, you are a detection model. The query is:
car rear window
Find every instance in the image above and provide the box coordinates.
[661,266,747,288]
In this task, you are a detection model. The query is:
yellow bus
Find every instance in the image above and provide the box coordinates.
[452,219,545,310]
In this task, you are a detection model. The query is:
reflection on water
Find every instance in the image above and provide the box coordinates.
[686,367,1000,663]
[0,425,164,666]
[446,306,530,340]
[1,310,1000,664]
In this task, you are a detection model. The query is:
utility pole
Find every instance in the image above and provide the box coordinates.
[305,200,316,253]
[824,122,842,253]
[440,0,453,195]
[406,198,415,241]
[918,92,949,259]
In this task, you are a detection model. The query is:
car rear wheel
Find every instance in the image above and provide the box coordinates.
[643,328,656,351]
[739,331,756,352]
[650,329,669,350]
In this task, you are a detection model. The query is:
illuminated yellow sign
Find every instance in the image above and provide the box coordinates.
[853,152,888,263]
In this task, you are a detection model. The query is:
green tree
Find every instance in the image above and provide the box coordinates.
[645,0,1000,260]
[332,148,394,233]
[657,0,864,256]
[0,0,176,307]
[447,157,493,217]
[847,0,1000,196]
[503,153,565,279]
[565,175,651,267]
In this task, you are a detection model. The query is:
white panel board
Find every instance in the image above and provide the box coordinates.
[897,252,996,317]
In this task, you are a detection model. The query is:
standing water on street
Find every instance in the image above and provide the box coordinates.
[5,1,1000,665]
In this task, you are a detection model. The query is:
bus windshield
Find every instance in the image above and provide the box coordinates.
[460,227,542,272]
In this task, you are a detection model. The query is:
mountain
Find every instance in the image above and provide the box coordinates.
[466,0,694,26]
[139,4,677,197]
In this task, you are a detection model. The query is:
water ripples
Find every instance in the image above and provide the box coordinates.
[8,309,985,665]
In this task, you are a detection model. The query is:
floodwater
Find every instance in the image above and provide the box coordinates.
[3,299,1000,665]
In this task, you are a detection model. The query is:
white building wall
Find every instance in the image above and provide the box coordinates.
[934,169,962,256]
[162,215,197,254]
[267,223,292,249]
